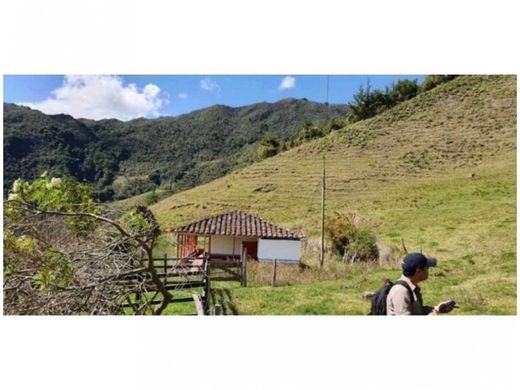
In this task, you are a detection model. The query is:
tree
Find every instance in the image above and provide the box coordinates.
[348,79,421,123]
[4,173,173,315]
[257,131,282,160]
[324,117,348,133]
[419,75,458,93]
[388,79,419,103]
[148,170,162,186]
[348,80,389,122]
[297,122,324,142]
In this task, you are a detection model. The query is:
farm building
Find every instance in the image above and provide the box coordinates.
[170,209,303,264]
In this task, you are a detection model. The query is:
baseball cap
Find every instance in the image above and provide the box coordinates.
[402,252,437,273]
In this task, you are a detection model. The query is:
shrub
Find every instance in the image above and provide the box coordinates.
[419,75,458,93]
[297,122,324,142]
[324,117,348,133]
[257,131,282,160]
[144,189,160,205]
[326,213,379,263]
[388,79,419,103]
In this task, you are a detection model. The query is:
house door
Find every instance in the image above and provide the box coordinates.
[242,241,258,260]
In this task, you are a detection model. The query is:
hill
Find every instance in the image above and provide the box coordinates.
[150,75,516,314]
[3,99,348,198]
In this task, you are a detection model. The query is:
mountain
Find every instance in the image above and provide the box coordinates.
[151,75,516,231]
[3,99,348,198]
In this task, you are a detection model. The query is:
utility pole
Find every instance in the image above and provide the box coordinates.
[320,154,326,268]
[320,76,329,269]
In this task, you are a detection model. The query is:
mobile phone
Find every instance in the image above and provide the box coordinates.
[439,300,457,313]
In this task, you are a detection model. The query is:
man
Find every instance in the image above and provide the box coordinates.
[386,252,455,315]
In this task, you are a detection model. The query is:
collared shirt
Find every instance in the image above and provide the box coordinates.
[386,275,425,315]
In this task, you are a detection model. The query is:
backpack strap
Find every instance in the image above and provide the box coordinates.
[394,280,415,302]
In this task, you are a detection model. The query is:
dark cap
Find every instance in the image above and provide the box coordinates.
[402,252,437,273]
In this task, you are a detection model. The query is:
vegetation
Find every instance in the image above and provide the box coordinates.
[257,131,282,160]
[150,75,516,315]
[326,213,378,262]
[3,174,172,315]
[347,76,456,123]
[3,75,515,315]
[254,76,456,161]
[419,75,458,93]
[4,99,347,200]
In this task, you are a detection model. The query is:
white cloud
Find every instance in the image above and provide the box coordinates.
[18,75,167,121]
[199,77,221,95]
[279,75,296,91]
[178,92,188,99]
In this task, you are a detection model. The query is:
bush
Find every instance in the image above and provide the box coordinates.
[419,75,458,93]
[348,79,420,123]
[144,189,160,205]
[297,122,324,142]
[326,213,379,263]
[388,79,419,103]
[112,176,155,200]
[257,131,282,160]
[324,117,348,133]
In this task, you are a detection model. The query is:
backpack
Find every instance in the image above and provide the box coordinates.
[369,279,414,315]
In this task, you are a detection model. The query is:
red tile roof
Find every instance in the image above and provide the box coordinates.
[171,209,302,239]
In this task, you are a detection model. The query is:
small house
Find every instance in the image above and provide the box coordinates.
[170,209,303,264]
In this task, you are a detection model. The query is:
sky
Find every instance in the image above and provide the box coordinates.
[3,75,424,121]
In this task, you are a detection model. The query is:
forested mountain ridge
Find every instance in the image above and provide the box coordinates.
[3,99,348,198]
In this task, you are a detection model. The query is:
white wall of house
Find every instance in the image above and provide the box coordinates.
[258,238,301,263]
[210,235,258,255]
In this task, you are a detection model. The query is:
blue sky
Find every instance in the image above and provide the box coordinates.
[4,75,424,121]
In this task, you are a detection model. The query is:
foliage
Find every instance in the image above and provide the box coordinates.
[144,189,160,205]
[419,75,458,93]
[348,79,421,123]
[325,213,379,262]
[7,173,98,231]
[3,175,167,315]
[257,131,282,160]
[388,79,419,103]
[150,75,516,314]
[297,122,324,142]
[112,176,156,200]
[4,100,347,200]
[348,81,390,122]
[119,206,158,237]
[347,77,457,124]
[324,117,348,132]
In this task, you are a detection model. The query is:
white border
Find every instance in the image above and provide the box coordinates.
[1,1,519,390]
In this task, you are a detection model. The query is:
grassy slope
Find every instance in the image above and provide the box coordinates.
[151,75,517,315]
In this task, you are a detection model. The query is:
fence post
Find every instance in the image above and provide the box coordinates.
[215,303,222,315]
[242,248,248,287]
[203,256,211,315]
[164,253,168,286]
[271,258,277,287]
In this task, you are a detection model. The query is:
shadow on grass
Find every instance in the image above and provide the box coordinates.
[210,288,239,315]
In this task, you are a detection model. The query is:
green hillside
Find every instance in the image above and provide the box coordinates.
[3,99,347,198]
[151,75,517,314]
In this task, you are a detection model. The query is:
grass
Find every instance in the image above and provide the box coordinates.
[145,75,516,315]
[113,188,173,208]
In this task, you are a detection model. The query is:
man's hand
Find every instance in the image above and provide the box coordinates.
[433,300,457,314]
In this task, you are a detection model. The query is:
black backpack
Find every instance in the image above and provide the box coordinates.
[369,279,414,315]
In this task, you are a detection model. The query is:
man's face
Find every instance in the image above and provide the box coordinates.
[416,266,429,282]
